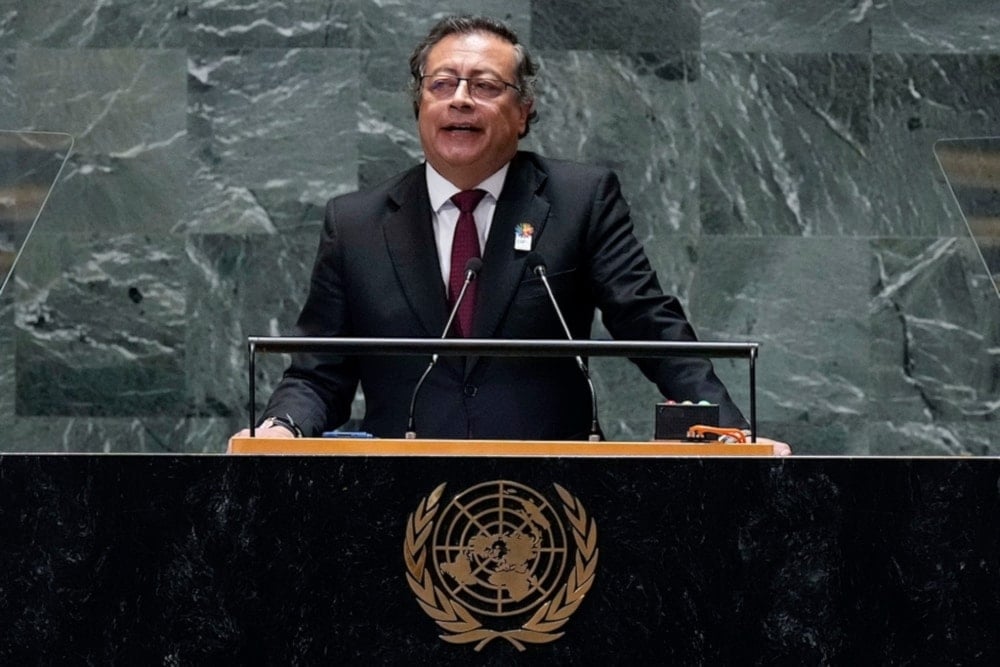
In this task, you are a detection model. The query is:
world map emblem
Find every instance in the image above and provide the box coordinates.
[404,480,599,651]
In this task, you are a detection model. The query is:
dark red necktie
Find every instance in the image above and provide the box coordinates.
[448,189,487,337]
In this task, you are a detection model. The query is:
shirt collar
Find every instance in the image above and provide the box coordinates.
[425,162,510,212]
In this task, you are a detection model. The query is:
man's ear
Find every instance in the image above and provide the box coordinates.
[518,101,533,138]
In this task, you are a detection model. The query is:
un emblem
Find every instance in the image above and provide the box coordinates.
[404,481,599,651]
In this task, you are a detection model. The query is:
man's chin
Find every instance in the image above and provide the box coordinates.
[435,134,487,155]
[430,147,489,171]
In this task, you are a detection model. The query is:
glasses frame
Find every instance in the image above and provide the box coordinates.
[419,74,522,101]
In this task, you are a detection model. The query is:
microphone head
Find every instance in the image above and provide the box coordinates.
[526,251,546,276]
[464,257,483,277]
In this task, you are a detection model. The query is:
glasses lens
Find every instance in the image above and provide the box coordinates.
[470,79,504,99]
[427,76,457,97]
[425,76,509,100]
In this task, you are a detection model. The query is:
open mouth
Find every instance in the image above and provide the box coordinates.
[443,124,481,133]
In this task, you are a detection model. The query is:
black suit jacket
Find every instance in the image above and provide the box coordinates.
[263,151,747,438]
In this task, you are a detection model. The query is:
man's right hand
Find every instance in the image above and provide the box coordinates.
[232,424,297,439]
[227,424,296,453]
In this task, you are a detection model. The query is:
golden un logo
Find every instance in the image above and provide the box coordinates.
[404,481,599,652]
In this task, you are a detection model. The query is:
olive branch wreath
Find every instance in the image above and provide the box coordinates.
[403,482,599,652]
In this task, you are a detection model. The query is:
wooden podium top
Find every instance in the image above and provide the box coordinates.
[229,437,774,457]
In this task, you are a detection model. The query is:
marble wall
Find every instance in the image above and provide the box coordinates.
[0,1,997,453]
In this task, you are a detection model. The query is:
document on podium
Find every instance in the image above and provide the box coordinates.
[934,136,1000,299]
[0,131,74,296]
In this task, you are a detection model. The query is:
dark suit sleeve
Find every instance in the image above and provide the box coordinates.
[259,198,360,436]
[584,170,749,428]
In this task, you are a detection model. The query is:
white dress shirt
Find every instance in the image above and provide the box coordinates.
[425,162,510,292]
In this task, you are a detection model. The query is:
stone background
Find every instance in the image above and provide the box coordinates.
[0,0,997,453]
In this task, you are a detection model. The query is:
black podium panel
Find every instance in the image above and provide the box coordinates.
[1,455,998,664]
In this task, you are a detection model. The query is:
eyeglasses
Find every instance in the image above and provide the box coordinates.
[420,75,521,101]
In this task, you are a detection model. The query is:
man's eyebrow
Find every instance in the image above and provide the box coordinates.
[425,66,504,78]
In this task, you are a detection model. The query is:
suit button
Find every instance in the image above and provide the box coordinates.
[463,385,478,397]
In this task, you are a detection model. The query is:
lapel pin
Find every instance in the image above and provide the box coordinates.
[514,222,534,252]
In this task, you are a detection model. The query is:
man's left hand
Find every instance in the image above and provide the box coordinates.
[755,436,791,456]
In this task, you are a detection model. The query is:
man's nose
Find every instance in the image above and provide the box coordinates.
[450,79,475,105]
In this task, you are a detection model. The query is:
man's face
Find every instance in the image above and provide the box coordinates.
[417,31,532,189]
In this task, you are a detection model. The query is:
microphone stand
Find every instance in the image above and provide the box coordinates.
[531,259,602,442]
[405,258,482,439]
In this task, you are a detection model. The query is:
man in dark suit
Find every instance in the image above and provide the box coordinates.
[236,15,789,454]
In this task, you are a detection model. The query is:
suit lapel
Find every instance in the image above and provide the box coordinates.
[468,155,550,375]
[380,156,551,377]
[382,166,449,338]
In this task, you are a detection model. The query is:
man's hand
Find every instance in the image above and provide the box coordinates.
[755,436,792,457]
[227,424,296,453]
[718,431,792,456]
[231,425,297,439]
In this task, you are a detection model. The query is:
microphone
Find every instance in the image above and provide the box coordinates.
[404,256,483,439]
[526,252,601,442]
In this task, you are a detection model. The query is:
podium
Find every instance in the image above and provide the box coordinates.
[2,447,998,663]
[228,436,775,456]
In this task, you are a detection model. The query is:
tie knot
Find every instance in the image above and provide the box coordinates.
[451,189,487,214]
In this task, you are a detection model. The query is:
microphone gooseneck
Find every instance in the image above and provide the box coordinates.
[405,256,482,439]
[442,257,482,340]
[526,252,602,442]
